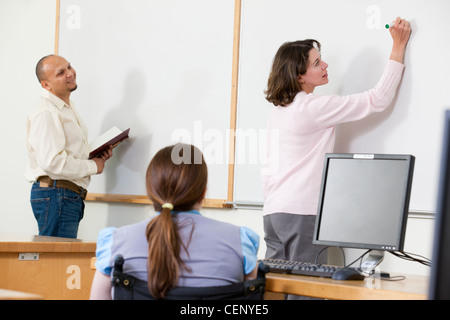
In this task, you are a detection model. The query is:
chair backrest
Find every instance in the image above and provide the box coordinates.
[111,255,268,300]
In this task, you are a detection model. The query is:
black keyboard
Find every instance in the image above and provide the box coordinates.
[261,259,358,278]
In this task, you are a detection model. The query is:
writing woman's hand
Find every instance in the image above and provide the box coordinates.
[389,17,412,64]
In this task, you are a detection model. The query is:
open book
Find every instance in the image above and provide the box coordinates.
[89,127,130,159]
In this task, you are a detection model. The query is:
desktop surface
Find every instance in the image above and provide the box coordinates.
[265,272,428,300]
[0,233,96,253]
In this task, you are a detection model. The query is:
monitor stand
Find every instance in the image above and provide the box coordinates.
[360,250,385,275]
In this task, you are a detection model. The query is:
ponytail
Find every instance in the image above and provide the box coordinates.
[145,144,207,299]
[146,205,181,298]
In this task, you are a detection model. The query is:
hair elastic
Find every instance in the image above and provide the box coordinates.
[162,203,174,210]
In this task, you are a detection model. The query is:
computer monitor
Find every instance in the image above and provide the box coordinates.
[313,153,415,256]
[429,110,450,300]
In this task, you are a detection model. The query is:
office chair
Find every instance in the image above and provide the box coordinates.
[111,254,268,300]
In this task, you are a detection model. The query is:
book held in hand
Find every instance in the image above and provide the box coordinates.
[89,127,130,159]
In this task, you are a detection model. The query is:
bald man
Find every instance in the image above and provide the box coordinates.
[25,55,112,238]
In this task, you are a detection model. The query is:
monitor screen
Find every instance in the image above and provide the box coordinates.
[313,153,415,252]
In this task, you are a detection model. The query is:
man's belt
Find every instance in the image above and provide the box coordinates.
[37,176,87,200]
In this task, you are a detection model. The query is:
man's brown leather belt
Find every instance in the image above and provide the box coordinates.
[37,176,87,200]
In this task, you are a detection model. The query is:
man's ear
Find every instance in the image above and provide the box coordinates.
[41,80,50,90]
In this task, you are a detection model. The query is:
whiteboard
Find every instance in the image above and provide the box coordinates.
[234,0,450,212]
[58,0,235,200]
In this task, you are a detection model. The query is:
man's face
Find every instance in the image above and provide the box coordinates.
[40,56,77,99]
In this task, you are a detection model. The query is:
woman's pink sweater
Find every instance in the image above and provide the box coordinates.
[262,60,405,216]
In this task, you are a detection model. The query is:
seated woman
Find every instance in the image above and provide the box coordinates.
[90,143,259,299]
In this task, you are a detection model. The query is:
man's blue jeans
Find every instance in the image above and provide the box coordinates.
[30,181,85,239]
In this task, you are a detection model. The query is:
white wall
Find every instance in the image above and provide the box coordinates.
[0,0,433,276]
[0,0,57,236]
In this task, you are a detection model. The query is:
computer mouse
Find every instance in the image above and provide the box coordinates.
[332,268,365,280]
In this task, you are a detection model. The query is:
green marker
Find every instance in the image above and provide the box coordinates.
[385,23,394,29]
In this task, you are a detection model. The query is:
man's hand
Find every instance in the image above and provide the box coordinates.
[92,147,113,174]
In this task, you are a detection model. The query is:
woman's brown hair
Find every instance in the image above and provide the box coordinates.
[264,39,321,107]
[145,143,208,299]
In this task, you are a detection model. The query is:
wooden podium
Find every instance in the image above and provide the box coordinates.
[0,233,96,300]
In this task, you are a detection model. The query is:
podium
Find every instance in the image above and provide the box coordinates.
[0,233,96,300]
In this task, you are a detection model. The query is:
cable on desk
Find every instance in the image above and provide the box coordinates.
[380,275,406,281]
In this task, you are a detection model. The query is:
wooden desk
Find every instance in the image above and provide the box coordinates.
[265,272,429,300]
[0,233,96,300]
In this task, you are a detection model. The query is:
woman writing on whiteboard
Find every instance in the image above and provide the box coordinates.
[262,18,411,269]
